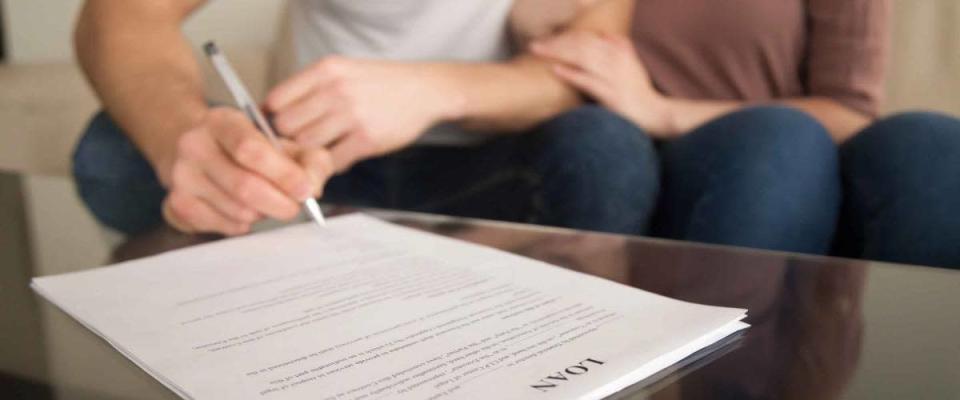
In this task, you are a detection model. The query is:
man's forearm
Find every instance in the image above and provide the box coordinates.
[427,56,581,133]
[436,0,632,133]
[75,1,207,185]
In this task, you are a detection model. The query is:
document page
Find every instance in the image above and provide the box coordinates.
[33,214,747,400]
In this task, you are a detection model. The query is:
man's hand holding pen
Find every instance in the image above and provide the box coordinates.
[164,55,460,236]
[162,107,331,236]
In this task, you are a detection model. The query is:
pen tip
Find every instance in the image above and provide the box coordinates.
[203,41,219,56]
[304,199,327,228]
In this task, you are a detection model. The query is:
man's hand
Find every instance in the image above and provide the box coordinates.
[162,107,334,235]
[532,31,676,137]
[264,57,465,173]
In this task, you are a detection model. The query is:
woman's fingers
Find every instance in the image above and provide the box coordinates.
[551,63,614,102]
[531,31,643,106]
[602,32,634,50]
[531,31,612,74]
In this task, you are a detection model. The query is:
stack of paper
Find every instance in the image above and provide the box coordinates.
[32,214,747,399]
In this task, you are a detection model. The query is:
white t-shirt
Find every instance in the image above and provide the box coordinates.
[286,0,516,145]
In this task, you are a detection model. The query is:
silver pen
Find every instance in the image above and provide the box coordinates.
[203,41,326,227]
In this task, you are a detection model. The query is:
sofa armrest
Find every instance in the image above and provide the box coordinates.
[0,46,271,178]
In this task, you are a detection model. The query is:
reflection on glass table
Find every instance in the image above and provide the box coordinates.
[3,205,959,399]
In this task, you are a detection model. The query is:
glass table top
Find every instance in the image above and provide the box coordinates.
[2,196,959,399]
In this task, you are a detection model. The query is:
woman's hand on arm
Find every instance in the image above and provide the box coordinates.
[448,0,637,132]
[663,0,887,144]
[531,31,676,138]
[263,0,637,172]
[532,31,871,143]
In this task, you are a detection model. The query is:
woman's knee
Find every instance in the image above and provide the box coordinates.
[533,105,657,174]
[680,106,838,181]
[841,111,960,213]
[657,106,841,251]
[839,112,960,267]
[844,112,960,174]
[713,105,833,153]
[858,111,960,139]
[530,105,660,233]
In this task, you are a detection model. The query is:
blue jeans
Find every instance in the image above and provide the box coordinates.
[76,105,836,253]
[651,106,960,269]
[74,105,960,268]
[652,106,842,255]
[73,105,659,236]
[837,112,960,268]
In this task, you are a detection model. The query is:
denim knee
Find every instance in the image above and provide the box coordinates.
[528,105,659,234]
[718,106,834,155]
[678,106,838,180]
[841,111,960,202]
[73,111,166,234]
[657,105,841,253]
[843,112,960,181]
[840,112,960,267]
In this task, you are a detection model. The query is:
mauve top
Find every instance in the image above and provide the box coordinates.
[631,0,890,116]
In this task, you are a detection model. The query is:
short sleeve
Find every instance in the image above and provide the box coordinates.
[805,0,890,117]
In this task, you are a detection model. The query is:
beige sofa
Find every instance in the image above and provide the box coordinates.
[0,0,284,176]
[1,1,958,178]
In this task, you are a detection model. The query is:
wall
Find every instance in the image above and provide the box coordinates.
[0,0,282,177]
[3,0,957,114]
[885,1,960,114]
[1,0,283,63]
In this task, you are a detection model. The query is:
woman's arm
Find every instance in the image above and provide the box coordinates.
[664,0,889,143]
[415,0,636,133]
[533,31,878,143]
[534,31,882,143]
[533,0,889,143]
